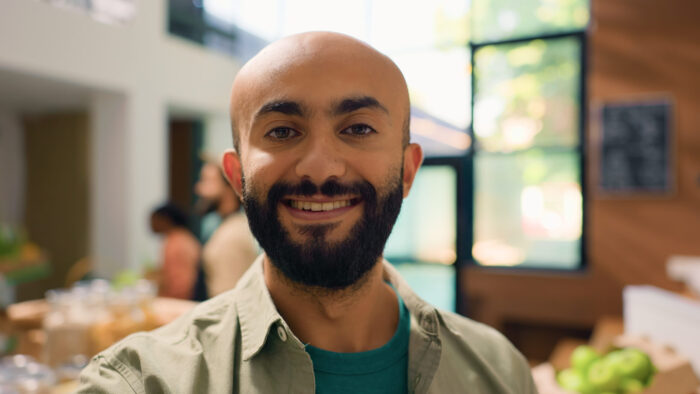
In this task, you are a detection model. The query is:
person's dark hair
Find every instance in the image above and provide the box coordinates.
[152,203,189,228]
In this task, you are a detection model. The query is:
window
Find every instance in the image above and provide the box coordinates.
[469,0,588,269]
[41,0,136,25]
[385,158,466,311]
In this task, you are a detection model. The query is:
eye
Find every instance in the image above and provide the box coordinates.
[340,123,376,137]
[266,127,300,140]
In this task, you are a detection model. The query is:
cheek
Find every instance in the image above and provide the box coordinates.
[242,149,291,192]
[354,154,402,186]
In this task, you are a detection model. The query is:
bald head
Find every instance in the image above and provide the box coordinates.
[229,32,410,152]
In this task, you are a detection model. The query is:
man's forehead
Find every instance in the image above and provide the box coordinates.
[235,51,398,100]
[230,32,408,137]
[241,32,384,74]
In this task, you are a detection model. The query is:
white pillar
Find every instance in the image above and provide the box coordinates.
[90,89,167,278]
[124,90,168,273]
[90,92,128,278]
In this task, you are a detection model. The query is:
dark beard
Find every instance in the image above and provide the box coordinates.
[241,173,404,290]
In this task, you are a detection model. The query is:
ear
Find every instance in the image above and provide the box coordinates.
[222,149,243,198]
[401,143,423,198]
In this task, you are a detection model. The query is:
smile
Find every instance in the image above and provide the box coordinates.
[287,199,357,212]
[282,197,362,220]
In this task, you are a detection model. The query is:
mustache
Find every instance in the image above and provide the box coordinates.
[266,179,378,207]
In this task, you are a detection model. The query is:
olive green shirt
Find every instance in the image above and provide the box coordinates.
[78,256,537,393]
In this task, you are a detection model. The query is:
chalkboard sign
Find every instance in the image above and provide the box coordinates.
[599,100,672,194]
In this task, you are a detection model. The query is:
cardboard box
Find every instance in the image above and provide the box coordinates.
[624,285,700,378]
[532,334,700,394]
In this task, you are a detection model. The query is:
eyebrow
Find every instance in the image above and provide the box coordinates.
[253,95,388,122]
[255,100,305,118]
[332,96,389,116]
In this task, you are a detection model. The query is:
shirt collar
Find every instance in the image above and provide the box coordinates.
[381,261,441,336]
[234,254,286,361]
[234,255,441,361]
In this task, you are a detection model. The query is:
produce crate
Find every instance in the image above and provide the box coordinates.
[532,334,700,394]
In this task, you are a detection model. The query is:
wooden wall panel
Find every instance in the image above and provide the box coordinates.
[169,120,196,213]
[588,0,700,290]
[461,0,700,353]
[17,113,89,301]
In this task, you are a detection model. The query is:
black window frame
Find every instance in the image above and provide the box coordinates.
[465,29,588,273]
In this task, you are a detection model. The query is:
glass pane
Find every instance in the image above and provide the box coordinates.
[471,0,589,43]
[280,0,370,40]
[392,263,456,311]
[385,165,457,265]
[473,36,581,152]
[371,0,470,52]
[390,48,471,156]
[473,150,582,268]
[45,0,136,25]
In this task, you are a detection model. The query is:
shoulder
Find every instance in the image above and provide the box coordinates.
[433,310,536,393]
[437,309,515,356]
[78,294,238,393]
[223,213,254,235]
[109,292,235,355]
[209,214,248,240]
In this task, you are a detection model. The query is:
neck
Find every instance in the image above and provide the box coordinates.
[264,256,398,353]
[217,193,238,216]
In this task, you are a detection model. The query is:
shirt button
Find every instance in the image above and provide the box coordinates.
[277,325,288,342]
[413,374,422,387]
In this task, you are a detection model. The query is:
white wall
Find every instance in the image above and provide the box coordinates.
[204,113,235,162]
[0,0,241,276]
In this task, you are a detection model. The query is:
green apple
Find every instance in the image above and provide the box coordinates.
[620,377,645,392]
[587,359,621,392]
[609,348,652,382]
[571,345,601,373]
[557,368,593,393]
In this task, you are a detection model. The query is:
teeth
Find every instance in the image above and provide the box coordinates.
[290,199,351,211]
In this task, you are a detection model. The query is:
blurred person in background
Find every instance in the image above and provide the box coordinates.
[149,203,200,300]
[194,160,236,243]
[192,160,258,298]
[191,160,229,300]
[200,163,258,297]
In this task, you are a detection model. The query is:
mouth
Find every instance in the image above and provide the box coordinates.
[284,197,360,211]
[281,196,362,221]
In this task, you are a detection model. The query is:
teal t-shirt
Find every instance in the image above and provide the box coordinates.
[199,211,222,243]
[305,287,410,394]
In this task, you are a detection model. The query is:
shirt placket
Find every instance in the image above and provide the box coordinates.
[407,310,442,394]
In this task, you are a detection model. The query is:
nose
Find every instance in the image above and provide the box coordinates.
[294,130,347,185]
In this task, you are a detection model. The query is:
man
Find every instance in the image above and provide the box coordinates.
[192,161,257,299]
[79,32,537,393]
[200,163,258,297]
[194,160,237,243]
